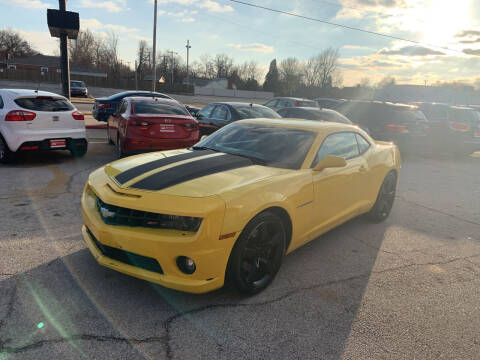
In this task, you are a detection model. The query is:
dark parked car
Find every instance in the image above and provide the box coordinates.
[93,91,173,121]
[413,102,480,155]
[314,98,347,110]
[70,80,88,98]
[264,97,318,111]
[338,100,429,151]
[196,102,280,136]
[107,97,199,158]
[186,105,201,118]
[277,107,353,124]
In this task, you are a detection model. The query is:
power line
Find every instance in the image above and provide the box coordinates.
[229,0,468,56]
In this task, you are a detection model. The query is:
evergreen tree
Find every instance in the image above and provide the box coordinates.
[263,59,280,94]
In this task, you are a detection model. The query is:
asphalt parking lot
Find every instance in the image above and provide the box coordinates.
[0,132,479,359]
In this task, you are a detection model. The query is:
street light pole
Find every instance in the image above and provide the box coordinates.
[186,40,191,86]
[152,0,158,92]
[59,0,70,99]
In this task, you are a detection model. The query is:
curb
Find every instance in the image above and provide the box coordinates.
[86,125,107,130]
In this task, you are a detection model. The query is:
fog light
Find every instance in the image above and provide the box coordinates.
[177,256,196,275]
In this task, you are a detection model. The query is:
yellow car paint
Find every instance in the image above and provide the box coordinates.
[81,118,401,293]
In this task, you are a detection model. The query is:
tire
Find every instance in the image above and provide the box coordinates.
[0,136,15,164]
[116,135,124,159]
[70,140,88,158]
[367,171,397,223]
[107,124,114,145]
[227,211,286,295]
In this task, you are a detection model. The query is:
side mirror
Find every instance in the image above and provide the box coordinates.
[196,113,204,119]
[313,155,347,171]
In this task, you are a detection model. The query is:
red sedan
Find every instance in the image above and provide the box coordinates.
[107,97,200,158]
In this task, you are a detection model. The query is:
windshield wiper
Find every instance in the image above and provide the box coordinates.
[191,146,220,152]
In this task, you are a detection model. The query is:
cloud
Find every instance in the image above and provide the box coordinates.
[456,30,480,38]
[81,18,140,39]
[228,43,274,54]
[379,46,445,56]
[15,29,58,55]
[78,0,127,13]
[336,0,408,19]
[2,0,52,8]
[463,49,480,55]
[197,0,233,13]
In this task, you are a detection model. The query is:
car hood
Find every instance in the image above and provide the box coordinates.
[104,149,289,198]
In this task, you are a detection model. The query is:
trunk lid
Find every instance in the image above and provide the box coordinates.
[129,114,197,139]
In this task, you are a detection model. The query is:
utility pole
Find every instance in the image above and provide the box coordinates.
[135,60,138,90]
[59,0,70,99]
[185,40,191,86]
[152,0,158,92]
[168,51,178,86]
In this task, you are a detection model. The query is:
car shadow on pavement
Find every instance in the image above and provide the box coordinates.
[0,215,389,359]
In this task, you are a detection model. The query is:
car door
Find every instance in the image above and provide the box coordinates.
[309,132,369,237]
[196,104,217,136]
[110,100,127,144]
[209,105,231,129]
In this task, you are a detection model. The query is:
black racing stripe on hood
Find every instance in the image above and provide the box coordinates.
[130,153,253,191]
[115,150,215,185]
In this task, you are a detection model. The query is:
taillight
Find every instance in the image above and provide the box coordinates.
[385,124,408,133]
[5,110,36,121]
[182,122,198,130]
[449,122,470,132]
[97,103,111,109]
[72,111,85,120]
[295,101,300,107]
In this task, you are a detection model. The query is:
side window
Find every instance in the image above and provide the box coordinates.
[313,132,360,167]
[356,134,371,154]
[265,99,277,108]
[119,101,127,114]
[197,104,215,119]
[211,105,229,120]
[277,99,289,109]
[0,95,3,109]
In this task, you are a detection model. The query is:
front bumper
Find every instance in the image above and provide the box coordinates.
[81,176,237,294]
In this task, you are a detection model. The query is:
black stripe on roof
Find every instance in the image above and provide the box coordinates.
[130,154,253,191]
[115,150,215,185]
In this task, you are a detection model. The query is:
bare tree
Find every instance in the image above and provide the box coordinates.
[70,29,97,66]
[199,54,214,78]
[303,47,340,88]
[377,75,396,89]
[0,28,37,61]
[137,40,151,75]
[213,53,234,78]
[279,57,302,95]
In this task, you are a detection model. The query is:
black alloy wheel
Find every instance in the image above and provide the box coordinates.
[228,212,286,295]
[367,171,397,223]
[70,141,88,158]
[116,134,124,159]
[107,124,114,145]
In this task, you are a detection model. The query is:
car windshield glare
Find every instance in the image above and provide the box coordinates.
[196,123,316,169]
[133,101,188,115]
[236,106,281,119]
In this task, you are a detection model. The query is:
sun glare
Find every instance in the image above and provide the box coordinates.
[421,0,471,46]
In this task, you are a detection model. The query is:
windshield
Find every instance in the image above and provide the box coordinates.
[195,123,316,169]
[235,106,281,119]
[133,101,188,115]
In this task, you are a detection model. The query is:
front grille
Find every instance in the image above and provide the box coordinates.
[86,228,164,274]
[96,196,202,231]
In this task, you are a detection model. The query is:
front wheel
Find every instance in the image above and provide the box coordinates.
[227,212,286,295]
[367,171,397,223]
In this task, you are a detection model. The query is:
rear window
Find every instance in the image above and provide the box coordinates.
[133,101,188,115]
[71,81,85,87]
[15,97,74,112]
[449,108,477,125]
[235,106,281,119]
[392,109,427,123]
[297,100,317,107]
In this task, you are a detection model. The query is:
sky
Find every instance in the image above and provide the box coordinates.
[1,0,480,86]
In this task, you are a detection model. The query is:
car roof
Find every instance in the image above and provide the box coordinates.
[213,102,268,107]
[280,107,326,111]
[126,96,179,103]
[271,97,314,101]
[0,89,65,98]
[239,118,359,132]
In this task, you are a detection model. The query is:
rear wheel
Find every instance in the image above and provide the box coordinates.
[367,171,397,223]
[227,212,286,295]
[107,124,114,145]
[0,136,14,164]
[116,135,124,159]
[70,140,88,158]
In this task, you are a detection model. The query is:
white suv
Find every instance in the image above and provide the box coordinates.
[0,89,87,163]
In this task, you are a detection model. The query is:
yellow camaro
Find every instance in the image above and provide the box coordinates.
[81,119,401,294]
